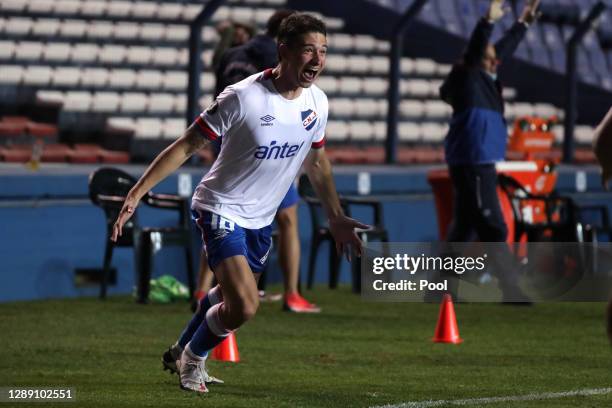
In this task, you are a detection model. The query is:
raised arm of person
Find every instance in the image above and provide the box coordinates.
[495,0,540,60]
[111,125,209,241]
[303,147,370,258]
[463,0,504,66]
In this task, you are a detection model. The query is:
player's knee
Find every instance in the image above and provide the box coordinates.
[276,208,295,229]
[238,295,259,322]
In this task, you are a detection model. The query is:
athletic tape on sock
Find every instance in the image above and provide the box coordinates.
[205,303,232,338]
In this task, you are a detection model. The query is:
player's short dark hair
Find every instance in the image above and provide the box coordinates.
[266,9,296,38]
[277,13,327,47]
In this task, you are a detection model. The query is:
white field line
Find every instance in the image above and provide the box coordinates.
[371,387,612,408]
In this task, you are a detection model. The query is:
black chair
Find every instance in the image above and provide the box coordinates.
[88,167,196,302]
[297,174,389,292]
[498,173,612,277]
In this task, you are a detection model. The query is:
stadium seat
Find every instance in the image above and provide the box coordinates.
[135,70,163,90]
[329,33,353,52]
[165,25,189,42]
[370,56,389,75]
[414,58,437,76]
[399,100,425,119]
[423,100,451,119]
[153,47,179,67]
[82,67,110,87]
[114,22,140,40]
[0,65,23,84]
[325,120,349,142]
[135,118,163,139]
[88,21,114,39]
[36,90,64,106]
[107,1,133,18]
[92,92,121,113]
[120,92,148,113]
[32,18,60,36]
[2,0,27,12]
[6,17,32,36]
[131,1,158,19]
[52,67,81,86]
[316,76,339,95]
[162,118,187,140]
[353,34,377,52]
[23,65,52,86]
[421,123,447,144]
[348,121,374,141]
[55,0,81,15]
[64,91,92,111]
[345,55,370,74]
[373,121,386,141]
[148,93,175,114]
[338,77,362,95]
[100,45,127,64]
[108,68,138,89]
[127,46,153,65]
[88,167,195,301]
[43,42,72,62]
[0,41,15,59]
[15,41,44,60]
[162,71,188,91]
[81,1,107,17]
[328,98,354,118]
[362,78,387,96]
[398,123,422,142]
[60,19,87,37]
[353,99,381,119]
[157,3,184,20]
[71,43,99,62]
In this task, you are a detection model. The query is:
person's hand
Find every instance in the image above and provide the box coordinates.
[486,0,506,22]
[519,0,541,25]
[328,215,372,261]
[111,195,140,242]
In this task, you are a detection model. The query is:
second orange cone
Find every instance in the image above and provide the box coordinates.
[211,332,240,362]
[432,293,463,344]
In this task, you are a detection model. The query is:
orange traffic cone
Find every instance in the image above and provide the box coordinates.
[211,332,240,362]
[432,294,463,344]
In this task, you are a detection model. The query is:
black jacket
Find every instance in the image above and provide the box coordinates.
[214,34,278,98]
[439,18,527,165]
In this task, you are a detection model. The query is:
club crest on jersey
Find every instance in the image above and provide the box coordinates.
[301,109,318,131]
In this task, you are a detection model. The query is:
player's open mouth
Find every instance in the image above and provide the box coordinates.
[302,68,318,82]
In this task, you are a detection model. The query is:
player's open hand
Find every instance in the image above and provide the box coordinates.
[520,0,541,25]
[487,0,507,22]
[328,214,371,261]
[111,195,140,242]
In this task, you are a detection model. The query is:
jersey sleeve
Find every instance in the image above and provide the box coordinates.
[193,87,243,141]
[311,95,328,149]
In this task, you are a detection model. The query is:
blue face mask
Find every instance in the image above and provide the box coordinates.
[487,72,498,81]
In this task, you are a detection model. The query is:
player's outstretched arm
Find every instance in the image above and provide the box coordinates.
[303,148,371,259]
[111,125,209,241]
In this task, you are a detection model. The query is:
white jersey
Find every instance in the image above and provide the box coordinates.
[191,69,328,229]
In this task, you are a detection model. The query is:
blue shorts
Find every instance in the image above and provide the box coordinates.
[192,209,272,274]
[278,184,299,210]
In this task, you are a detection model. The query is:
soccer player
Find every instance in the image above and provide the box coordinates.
[208,8,321,313]
[111,13,368,393]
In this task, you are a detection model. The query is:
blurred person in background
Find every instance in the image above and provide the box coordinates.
[197,9,321,314]
[439,0,540,301]
[211,20,255,72]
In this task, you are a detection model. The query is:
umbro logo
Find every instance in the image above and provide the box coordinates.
[260,115,275,127]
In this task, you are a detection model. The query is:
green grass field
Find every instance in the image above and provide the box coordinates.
[1,287,611,407]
